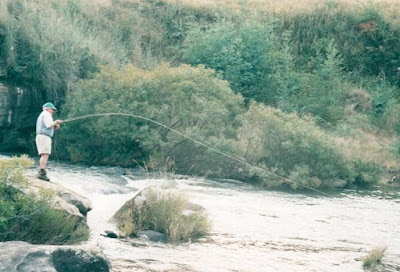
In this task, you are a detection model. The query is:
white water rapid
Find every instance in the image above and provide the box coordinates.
[26,160,400,272]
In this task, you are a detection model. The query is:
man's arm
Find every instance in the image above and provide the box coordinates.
[43,113,62,128]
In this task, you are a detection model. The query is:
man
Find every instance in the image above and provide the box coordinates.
[35,102,63,181]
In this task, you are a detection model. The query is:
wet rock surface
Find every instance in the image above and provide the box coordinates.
[137,230,168,242]
[0,241,110,272]
[26,176,92,218]
[0,83,37,152]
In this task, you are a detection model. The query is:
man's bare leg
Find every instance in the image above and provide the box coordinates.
[39,153,49,169]
[37,154,50,181]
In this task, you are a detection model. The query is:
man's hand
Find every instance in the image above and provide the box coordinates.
[53,119,63,129]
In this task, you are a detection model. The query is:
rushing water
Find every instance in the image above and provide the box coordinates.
[24,160,400,272]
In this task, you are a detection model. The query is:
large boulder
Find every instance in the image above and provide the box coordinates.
[0,241,110,272]
[114,187,205,221]
[112,186,207,240]
[26,176,92,218]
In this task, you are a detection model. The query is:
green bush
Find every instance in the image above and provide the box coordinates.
[237,102,380,188]
[362,78,400,133]
[58,62,384,188]
[114,187,210,242]
[0,156,33,233]
[183,19,283,104]
[282,5,400,87]
[183,19,351,125]
[283,41,349,125]
[59,64,244,171]
[0,156,89,245]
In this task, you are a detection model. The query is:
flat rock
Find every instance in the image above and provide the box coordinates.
[26,176,92,217]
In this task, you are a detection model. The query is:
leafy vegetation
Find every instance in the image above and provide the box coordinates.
[0,0,212,101]
[237,103,377,188]
[0,157,89,245]
[113,187,210,242]
[58,64,244,171]
[1,0,400,190]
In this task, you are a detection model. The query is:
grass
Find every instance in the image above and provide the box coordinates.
[2,0,399,188]
[332,93,400,182]
[161,0,400,20]
[363,246,387,269]
[0,156,90,245]
[114,187,211,242]
[8,208,90,245]
[0,0,138,99]
[333,130,399,171]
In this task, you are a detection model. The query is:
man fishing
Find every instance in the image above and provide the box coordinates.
[35,102,63,181]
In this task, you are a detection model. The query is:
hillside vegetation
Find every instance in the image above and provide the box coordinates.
[1,0,400,190]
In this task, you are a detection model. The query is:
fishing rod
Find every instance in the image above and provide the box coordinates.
[62,113,332,197]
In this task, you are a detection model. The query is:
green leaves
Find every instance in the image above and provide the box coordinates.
[238,103,378,188]
[60,64,244,167]
[183,19,279,104]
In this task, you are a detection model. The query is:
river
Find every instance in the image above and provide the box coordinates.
[25,160,400,272]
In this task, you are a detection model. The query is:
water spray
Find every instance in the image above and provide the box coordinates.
[62,113,332,197]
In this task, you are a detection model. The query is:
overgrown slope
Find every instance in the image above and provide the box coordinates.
[1,0,400,189]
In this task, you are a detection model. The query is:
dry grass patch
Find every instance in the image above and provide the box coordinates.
[114,187,211,242]
[333,130,399,174]
[162,0,400,21]
[363,246,387,269]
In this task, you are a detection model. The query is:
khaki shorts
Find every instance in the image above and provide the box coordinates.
[36,134,52,155]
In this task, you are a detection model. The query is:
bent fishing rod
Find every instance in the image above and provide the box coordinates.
[62,112,332,197]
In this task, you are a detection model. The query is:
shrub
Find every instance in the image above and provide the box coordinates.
[114,187,210,242]
[183,19,285,105]
[59,64,244,172]
[183,19,351,125]
[362,78,400,133]
[282,5,400,88]
[0,156,89,245]
[283,40,349,125]
[237,102,380,188]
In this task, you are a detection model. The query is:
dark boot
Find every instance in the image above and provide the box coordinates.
[36,169,50,181]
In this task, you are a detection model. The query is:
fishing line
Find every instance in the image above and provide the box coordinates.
[62,113,332,197]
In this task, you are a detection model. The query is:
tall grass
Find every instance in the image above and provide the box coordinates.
[363,246,387,269]
[114,187,211,242]
[162,0,400,22]
[1,0,120,101]
[7,207,90,245]
[0,0,215,101]
[2,0,400,188]
[0,156,90,245]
